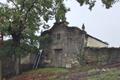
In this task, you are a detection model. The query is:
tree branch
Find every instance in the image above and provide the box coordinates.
[18,0,37,34]
[10,0,19,10]
[20,0,26,12]
[24,0,37,21]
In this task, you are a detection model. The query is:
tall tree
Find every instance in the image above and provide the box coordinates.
[0,0,68,75]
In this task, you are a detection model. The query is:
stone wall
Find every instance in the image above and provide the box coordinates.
[2,57,15,78]
[84,47,120,65]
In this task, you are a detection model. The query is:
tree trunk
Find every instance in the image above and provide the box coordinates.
[15,56,20,75]
[12,34,21,75]
[79,31,86,65]
[0,60,2,80]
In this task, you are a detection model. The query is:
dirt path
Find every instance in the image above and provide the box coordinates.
[68,72,88,80]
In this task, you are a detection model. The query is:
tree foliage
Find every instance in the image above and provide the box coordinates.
[0,0,69,57]
[76,0,119,10]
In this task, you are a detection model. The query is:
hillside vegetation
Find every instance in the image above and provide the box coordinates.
[88,68,120,80]
[9,66,120,80]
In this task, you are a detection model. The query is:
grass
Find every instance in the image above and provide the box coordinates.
[15,66,120,80]
[26,67,68,74]
[35,67,68,73]
[88,68,120,80]
[71,65,99,72]
[21,67,69,80]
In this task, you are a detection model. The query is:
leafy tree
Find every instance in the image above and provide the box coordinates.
[0,0,69,75]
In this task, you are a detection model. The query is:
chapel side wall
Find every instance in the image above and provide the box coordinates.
[87,37,108,48]
[84,47,120,65]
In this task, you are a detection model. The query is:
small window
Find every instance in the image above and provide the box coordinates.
[57,33,60,40]
[54,49,62,54]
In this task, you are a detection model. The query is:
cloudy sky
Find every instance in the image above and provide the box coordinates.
[65,0,120,47]
[0,0,120,47]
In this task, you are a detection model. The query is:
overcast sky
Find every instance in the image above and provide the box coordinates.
[64,0,120,47]
[0,0,120,47]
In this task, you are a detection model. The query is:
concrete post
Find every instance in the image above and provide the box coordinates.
[15,56,20,75]
[79,24,87,65]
